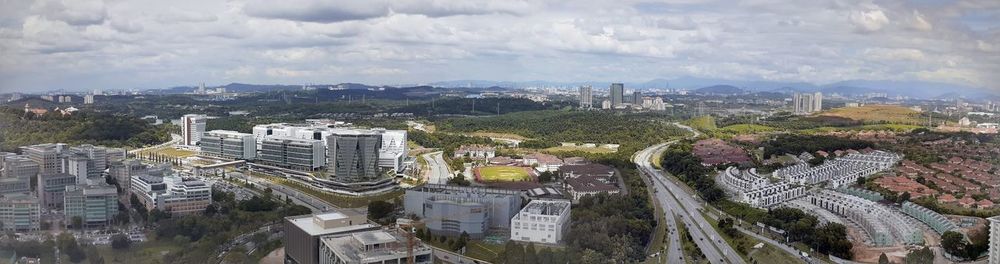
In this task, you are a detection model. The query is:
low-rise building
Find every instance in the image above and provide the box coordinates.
[131,174,211,215]
[0,193,40,232]
[64,184,118,228]
[283,209,379,264]
[454,145,496,160]
[199,130,256,160]
[318,230,433,264]
[404,184,521,238]
[510,199,571,244]
[259,136,326,171]
[37,173,77,209]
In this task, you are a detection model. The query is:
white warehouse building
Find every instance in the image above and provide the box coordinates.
[510,199,571,245]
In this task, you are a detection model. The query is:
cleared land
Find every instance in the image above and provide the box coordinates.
[476,166,532,182]
[819,105,923,124]
[717,124,776,134]
[543,145,616,154]
[137,147,196,158]
[468,131,528,140]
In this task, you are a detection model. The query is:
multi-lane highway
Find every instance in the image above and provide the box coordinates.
[421,151,453,184]
[635,123,744,264]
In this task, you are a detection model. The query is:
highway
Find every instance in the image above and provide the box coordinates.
[635,123,744,264]
[128,133,181,154]
[421,151,452,184]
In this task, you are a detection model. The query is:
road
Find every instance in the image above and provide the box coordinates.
[635,123,744,264]
[421,151,452,184]
[128,133,182,154]
[235,172,336,212]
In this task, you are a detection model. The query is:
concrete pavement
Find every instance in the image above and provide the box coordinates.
[635,122,744,264]
[421,151,453,184]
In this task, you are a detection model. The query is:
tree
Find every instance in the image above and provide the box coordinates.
[455,231,470,251]
[538,171,555,183]
[905,247,934,264]
[501,241,525,264]
[898,192,911,203]
[71,216,84,230]
[523,242,538,264]
[85,246,104,264]
[941,231,967,258]
[878,253,890,264]
[367,201,395,221]
[447,175,471,186]
[111,234,131,250]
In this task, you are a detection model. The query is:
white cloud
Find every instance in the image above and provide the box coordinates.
[849,8,889,33]
[864,48,926,61]
[907,10,932,31]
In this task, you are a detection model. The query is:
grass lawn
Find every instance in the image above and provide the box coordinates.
[96,240,184,264]
[543,146,616,154]
[477,166,532,182]
[251,172,405,208]
[468,131,527,140]
[139,147,196,158]
[464,241,504,262]
[819,105,923,124]
[748,244,803,264]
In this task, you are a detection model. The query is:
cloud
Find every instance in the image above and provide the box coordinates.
[864,48,926,61]
[243,0,531,23]
[907,10,933,31]
[849,8,889,33]
[30,0,107,26]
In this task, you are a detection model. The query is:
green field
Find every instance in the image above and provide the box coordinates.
[543,146,616,154]
[717,124,777,134]
[478,166,532,182]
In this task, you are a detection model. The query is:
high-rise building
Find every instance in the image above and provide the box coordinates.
[283,209,379,264]
[65,152,92,184]
[327,130,383,185]
[990,216,1000,264]
[64,184,118,228]
[610,83,624,107]
[21,143,68,174]
[199,130,256,160]
[510,199,571,244]
[0,193,40,232]
[578,86,593,108]
[793,92,823,114]
[181,114,207,146]
[259,136,326,171]
[631,91,642,105]
[109,159,148,201]
[84,94,95,104]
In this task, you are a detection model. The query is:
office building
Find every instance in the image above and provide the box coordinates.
[131,175,211,215]
[631,92,642,105]
[318,230,433,264]
[64,184,118,228]
[793,92,823,114]
[327,130,383,185]
[0,194,40,232]
[510,199,571,244]
[84,94,94,104]
[2,155,39,180]
[259,136,326,171]
[109,159,148,195]
[404,184,522,239]
[579,86,593,108]
[21,143,69,174]
[253,123,335,150]
[283,209,379,264]
[375,129,408,174]
[181,114,207,146]
[610,83,624,107]
[37,173,77,208]
[106,148,125,163]
[199,130,256,160]
[70,144,109,171]
[990,216,1000,264]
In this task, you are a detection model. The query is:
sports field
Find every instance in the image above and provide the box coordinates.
[476,166,532,182]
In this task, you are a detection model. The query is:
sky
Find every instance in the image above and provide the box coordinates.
[0,0,997,93]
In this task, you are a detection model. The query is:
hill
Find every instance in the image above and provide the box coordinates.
[818,105,924,125]
[695,85,743,95]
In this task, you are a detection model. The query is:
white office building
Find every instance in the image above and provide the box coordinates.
[259,136,326,171]
[510,199,571,244]
[990,216,1000,264]
[181,114,208,146]
[199,130,256,160]
[131,174,212,215]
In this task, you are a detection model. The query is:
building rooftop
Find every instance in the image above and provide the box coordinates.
[286,209,372,236]
[522,200,570,216]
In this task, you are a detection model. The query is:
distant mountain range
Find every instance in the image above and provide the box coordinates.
[136,77,996,100]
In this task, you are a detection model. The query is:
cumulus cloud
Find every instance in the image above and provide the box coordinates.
[849,8,889,33]
[0,0,998,92]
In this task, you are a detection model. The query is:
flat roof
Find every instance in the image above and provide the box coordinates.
[314,212,348,221]
[287,214,376,236]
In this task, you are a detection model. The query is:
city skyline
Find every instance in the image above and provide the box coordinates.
[0,0,998,93]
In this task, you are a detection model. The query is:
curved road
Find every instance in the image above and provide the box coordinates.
[421,151,453,184]
[635,123,743,264]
